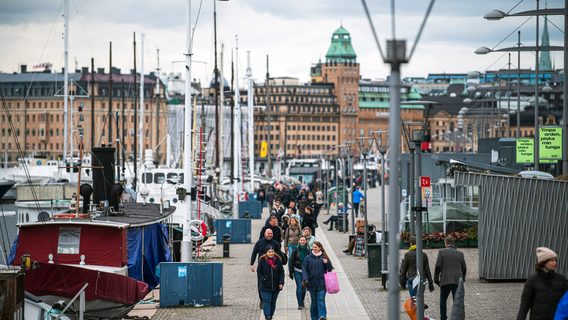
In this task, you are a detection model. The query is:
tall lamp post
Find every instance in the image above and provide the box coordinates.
[481,2,566,172]
[356,137,374,257]
[371,130,388,275]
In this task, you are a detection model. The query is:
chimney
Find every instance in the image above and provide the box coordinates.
[20,65,27,73]
[97,68,105,74]
[82,67,89,74]
[111,67,121,74]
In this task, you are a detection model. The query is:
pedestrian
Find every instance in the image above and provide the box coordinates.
[260,214,283,245]
[267,187,275,210]
[251,229,285,309]
[289,236,310,310]
[284,214,302,257]
[434,236,467,320]
[301,205,317,236]
[352,186,364,218]
[257,245,285,320]
[302,241,334,320]
[400,236,435,298]
[270,199,286,223]
[322,202,348,231]
[516,247,567,320]
[302,227,315,249]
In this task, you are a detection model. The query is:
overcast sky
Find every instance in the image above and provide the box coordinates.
[0,0,565,85]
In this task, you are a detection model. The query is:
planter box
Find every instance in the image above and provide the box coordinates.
[455,240,468,248]
[468,239,478,248]
[427,240,445,249]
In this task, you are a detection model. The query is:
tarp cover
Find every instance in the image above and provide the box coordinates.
[13,224,126,267]
[127,223,171,289]
[25,262,149,305]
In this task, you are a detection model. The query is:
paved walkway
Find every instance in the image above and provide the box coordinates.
[267,214,370,320]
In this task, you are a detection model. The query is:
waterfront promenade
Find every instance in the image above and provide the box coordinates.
[151,186,525,319]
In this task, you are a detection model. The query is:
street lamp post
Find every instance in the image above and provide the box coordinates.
[372,130,388,275]
[482,2,566,172]
[356,137,374,257]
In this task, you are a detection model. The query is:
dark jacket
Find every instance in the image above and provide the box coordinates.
[434,246,467,286]
[250,238,282,266]
[400,247,434,286]
[259,225,283,244]
[289,245,310,274]
[516,270,567,320]
[302,252,333,292]
[257,256,285,292]
[301,213,317,235]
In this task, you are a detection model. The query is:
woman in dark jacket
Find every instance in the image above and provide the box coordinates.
[289,236,310,310]
[517,247,567,320]
[302,241,333,320]
[301,205,317,236]
[257,246,285,320]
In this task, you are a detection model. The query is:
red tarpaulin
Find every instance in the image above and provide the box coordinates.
[14,223,127,267]
[25,263,149,305]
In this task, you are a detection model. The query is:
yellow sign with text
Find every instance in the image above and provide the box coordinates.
[260,141,268,158]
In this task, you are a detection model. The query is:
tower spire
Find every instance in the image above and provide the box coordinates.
[539,16,552,70]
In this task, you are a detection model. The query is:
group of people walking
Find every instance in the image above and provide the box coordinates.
[399,235,568,320]
[251,194,333,320]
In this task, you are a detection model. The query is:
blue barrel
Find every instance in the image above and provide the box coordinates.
[159,262,223,307]
[215,219,252,243]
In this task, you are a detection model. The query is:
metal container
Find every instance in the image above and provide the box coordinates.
[159,262,223,307]
[215,219,252,243]
[238,200,262,219]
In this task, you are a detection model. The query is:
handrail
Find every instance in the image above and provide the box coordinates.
[56,283,88,319]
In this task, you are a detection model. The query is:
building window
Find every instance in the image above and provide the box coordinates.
[57,227,81,254]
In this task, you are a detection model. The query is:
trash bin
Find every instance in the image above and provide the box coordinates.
[367,244,382,278]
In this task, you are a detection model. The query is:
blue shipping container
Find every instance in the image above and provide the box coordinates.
[238,200,262,219]
[215,219,252,243]
[160,262,223,307]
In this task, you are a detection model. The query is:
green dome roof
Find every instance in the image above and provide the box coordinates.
[325,26,357,63]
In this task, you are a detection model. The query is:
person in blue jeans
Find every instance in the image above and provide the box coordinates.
[289,236,309,309]
[257,246,285,320]
[302,241,333,320]
[352,186,364,217]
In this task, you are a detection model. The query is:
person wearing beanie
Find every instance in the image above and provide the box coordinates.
[257,245,285,320]
[517,247,567,320]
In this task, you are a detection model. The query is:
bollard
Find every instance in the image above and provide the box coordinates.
[222,234,231,258]
[243,211,251,219]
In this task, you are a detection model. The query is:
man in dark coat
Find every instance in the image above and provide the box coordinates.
[260,215,283,245]
[251,229,283,270]
[434,236,467,320]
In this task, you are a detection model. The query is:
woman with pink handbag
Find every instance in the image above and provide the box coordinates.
[302,241,334,320]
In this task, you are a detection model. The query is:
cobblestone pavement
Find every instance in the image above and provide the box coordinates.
[153,186,526,320]
[152,216,265,320]
[321,186,525,320]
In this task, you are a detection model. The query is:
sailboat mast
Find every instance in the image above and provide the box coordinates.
[63,0,69,160]
[181,0,194,262]
[232,38,240,218]
[91,58,95,150]
[121,78,126,181]
[133,32,138,190]
[155,48,161,162]
[213,0,220,179]
[246,51,254,193]
[265,55,272,177]
[108,42,113,146]
[139,33,145,175]
[219,43,225,178]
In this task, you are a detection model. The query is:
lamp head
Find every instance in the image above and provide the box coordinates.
[474,47,492,55]
[484,10,506,20]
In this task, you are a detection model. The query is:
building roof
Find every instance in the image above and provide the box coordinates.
[0,72,82,83]
[359,100,425,110]
[325,26,357,63]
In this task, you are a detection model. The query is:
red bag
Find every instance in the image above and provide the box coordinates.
[324,271,340,294]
